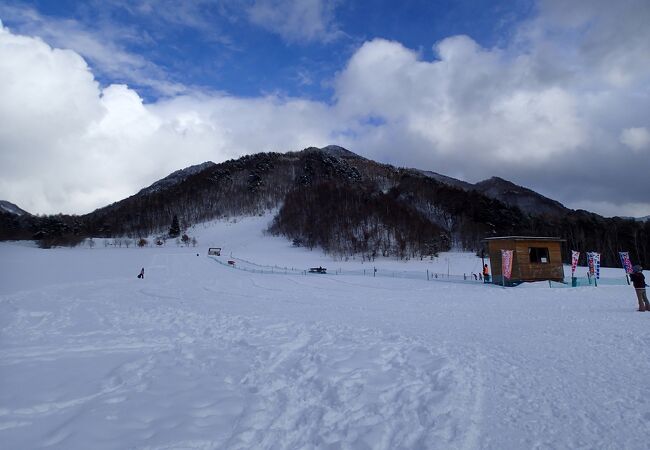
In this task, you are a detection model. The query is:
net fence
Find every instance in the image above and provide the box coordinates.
[208,255,633,288]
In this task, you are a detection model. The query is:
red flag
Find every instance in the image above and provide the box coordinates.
[571,250,580,275]
[501,249,514,279]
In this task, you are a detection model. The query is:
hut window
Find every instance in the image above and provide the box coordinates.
[529,247,550,263]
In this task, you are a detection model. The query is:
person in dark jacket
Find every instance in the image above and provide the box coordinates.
[629,265,649,312]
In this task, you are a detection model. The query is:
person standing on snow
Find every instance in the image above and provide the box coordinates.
[630,265,649,312]
[483,264,490,283]
[137,267,145,279]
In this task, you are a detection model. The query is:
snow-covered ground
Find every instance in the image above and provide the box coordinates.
[1,215,649,449]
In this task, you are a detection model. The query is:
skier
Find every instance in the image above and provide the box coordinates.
[629,265,649,312]
[137,267,145,279]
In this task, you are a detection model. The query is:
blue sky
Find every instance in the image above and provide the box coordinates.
[0,0,534,101]
[0,0,649,216]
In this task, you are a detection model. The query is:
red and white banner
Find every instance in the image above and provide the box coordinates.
[501,249,514,279]
[571,250,580,275]
[587,252,601,279]
[619,252,633,274]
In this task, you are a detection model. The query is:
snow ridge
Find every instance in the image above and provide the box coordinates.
[138,162,216,195]
[0,200,30,216]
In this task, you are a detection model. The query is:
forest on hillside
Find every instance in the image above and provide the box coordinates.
[1,148,649,268]
[269,181,449,260]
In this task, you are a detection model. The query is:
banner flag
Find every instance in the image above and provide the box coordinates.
[619,252,634,274]
[587,252,595,275]
[571,250,580,275]
[588,252,601,279]
[501,249,514,280]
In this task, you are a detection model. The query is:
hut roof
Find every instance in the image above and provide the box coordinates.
[482,236,565,242]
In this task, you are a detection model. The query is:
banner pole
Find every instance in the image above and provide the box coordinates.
[501,249,505,288]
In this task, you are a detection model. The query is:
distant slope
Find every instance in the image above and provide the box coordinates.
[473,177,569,216]
[137,162,217,196]
[420,170,568,216]
[0,200,31,216]
[418,170,474,191]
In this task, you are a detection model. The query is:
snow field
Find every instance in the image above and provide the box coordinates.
[1,215,649,449]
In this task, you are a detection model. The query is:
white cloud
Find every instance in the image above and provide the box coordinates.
[620,127,650,152]
[333,37,587,168]
[247,0,341,43]
[0,21,335,214]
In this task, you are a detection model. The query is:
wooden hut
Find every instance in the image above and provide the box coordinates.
[483,237,565,285]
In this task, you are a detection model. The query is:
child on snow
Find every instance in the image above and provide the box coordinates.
[630,265,649,312]
[483,264,490,283]
[137,268,145,279]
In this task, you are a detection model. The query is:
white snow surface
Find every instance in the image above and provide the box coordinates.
[1,215,649,449]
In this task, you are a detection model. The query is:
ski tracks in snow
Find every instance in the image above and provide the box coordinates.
[0,276,485,450]
[220,322,482,450]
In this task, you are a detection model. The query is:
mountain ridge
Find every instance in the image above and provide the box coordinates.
[419,172,568,216]
[0,200,31,216]
[1,145,649,267]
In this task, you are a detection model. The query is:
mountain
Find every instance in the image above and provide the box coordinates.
[472,177,568,216]
[419,170,474,191]
[419,173,568,216]
[82,146,405,242]
[137,161,217,196]
[319,144,365,159]
[2,145,649,266]
[0,200,31,216]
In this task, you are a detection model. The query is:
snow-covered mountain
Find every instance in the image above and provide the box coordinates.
[0,200,30,216]
[472,176,568,216]
[137,161,217,195]
[2,145,648,267]
[419,172,568,216]
[418,170,474,191]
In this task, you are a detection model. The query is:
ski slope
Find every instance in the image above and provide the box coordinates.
[1,215,649,449]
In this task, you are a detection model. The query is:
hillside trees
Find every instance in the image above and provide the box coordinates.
[169,215,180,237]
[269,181,450,259]
[392,175,531,250]
[1,147,648,266]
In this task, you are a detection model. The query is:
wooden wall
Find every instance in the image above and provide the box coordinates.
[487,239,564,283]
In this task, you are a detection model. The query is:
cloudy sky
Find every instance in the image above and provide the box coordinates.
[0,0,649,217]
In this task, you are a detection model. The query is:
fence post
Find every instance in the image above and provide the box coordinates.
[427,269,429,281]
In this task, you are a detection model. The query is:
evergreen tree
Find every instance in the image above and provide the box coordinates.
[169,215,180,238]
